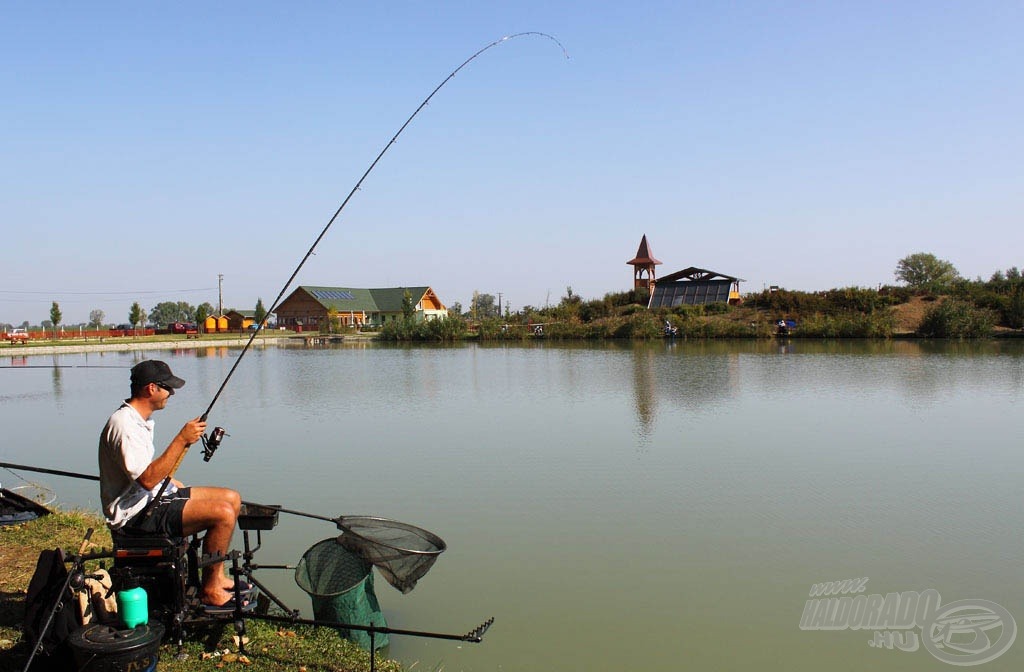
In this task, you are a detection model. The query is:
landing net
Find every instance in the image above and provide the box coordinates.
[336,516,446,594]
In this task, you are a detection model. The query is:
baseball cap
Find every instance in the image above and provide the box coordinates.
[130,360,185,390]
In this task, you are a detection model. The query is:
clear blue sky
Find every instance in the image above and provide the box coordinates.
[2,1,1021,325]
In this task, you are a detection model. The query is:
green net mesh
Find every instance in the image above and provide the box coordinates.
[294,539,388,650]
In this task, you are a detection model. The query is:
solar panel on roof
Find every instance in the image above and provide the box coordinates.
[311,289,355,300]
[651,280,731,307]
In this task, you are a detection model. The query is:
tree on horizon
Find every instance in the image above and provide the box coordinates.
[895,253,960,289]
[49,301,62,338]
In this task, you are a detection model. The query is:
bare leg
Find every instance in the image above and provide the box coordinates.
[181,486,241,605]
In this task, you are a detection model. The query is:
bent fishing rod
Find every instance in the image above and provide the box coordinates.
[148,32,568,500]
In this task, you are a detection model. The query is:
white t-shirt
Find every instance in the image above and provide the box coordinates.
[98,402,177,529]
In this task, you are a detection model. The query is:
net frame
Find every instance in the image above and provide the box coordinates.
[335,516,446,594]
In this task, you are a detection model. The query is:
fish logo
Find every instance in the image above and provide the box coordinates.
[921,599,1017,666]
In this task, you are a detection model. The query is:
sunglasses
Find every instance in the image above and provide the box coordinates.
[156,382,175,396]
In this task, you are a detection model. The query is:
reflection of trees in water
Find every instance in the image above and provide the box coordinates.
[631,346,656,440]
[51,355,62,398]
[654,345,740,412]
[630,342,742,438]
[737,338,1024,405]
[629,339,1024,433]
[231,339,1024,439]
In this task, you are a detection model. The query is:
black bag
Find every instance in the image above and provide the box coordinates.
[22,548,79,670]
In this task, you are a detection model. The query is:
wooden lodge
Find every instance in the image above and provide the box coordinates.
[627,235,743,307]
[274,286,448,330]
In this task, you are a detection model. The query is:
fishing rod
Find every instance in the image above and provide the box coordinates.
[146,32,568,505]
[0,462,98,482]
[199,31,567,425]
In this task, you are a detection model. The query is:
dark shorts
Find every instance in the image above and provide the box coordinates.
[123,487,191,538]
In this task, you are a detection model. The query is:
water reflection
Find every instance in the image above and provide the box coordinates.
[51,356,62,397]
[3,341,1023,671]
[631,345,656,439]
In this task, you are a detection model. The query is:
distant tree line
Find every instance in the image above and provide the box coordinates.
[3,298,271,333]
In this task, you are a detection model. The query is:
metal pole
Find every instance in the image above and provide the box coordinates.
[370,628,376,672]
[0,462,98,482]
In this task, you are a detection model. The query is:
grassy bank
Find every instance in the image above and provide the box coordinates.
[0,510,400,672]
[454,287,1020,342]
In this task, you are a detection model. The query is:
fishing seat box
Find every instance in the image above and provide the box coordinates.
[111,529,198,622]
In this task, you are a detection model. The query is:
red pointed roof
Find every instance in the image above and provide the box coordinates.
[626,234,662,266]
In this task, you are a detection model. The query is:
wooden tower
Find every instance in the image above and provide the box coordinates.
[626,234,662,291]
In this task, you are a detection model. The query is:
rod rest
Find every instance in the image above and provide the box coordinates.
[238,503,279,531]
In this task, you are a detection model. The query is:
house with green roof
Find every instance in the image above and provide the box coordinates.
[274,286,449,330]
[224,310,256,330]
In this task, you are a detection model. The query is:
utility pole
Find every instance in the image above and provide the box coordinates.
[497,292,503,317]
[218,274,224,316]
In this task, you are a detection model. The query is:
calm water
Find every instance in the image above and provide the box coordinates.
[2,340,1022,671]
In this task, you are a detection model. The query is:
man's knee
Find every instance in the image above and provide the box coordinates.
[210,487,240,515]
[182,498,237,533]
[225,488,241,514]
[212,499,237,525]
[189,486,242,517]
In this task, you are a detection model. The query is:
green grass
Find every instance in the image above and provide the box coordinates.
[0,510,402,672]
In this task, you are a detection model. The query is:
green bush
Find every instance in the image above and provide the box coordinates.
[602,288,649,308]
[917,299,995,338]
[673,304,706,318]
[675,316,761,338]
[745,287,901,316]
[611,312,663,339]
[1007,287,1024,329]
[795,312,895,338]
[379,315,467,342]
[618,304,648,317]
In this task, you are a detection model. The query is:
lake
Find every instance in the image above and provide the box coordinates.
[1,339,1022,670]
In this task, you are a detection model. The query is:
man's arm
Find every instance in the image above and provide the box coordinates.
[136,417,206,490]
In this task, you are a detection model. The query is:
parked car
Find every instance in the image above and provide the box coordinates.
[168,322,198,334]
[3,328,29,343]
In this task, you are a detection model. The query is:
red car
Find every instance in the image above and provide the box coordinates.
[3,328,29,343]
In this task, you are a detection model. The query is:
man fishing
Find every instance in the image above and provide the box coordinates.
[98,359,246,611]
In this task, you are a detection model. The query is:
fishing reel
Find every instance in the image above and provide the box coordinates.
[201,426,228,462]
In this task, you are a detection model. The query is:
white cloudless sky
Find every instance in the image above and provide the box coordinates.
[2,1,1022,324]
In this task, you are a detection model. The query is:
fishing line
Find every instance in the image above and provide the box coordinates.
[140,33,567,507]
[199,32,568,424]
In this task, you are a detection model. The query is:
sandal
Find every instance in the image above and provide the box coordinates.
[234,579,257,595]
[202,596,254,615]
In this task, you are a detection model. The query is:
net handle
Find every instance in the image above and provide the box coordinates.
[242,501,446,554]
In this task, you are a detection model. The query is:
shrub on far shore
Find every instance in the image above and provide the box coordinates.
[917,299,996,338]
[795,312,896,338]
[379,315,467,341]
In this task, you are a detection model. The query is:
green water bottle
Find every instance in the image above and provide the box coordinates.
[117,572,148,629]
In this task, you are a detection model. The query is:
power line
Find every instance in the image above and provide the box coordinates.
[0,287,216,296]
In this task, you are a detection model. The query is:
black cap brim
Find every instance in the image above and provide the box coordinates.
[163,374,186,389]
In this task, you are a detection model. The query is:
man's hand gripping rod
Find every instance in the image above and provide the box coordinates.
[142,417,227,518]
